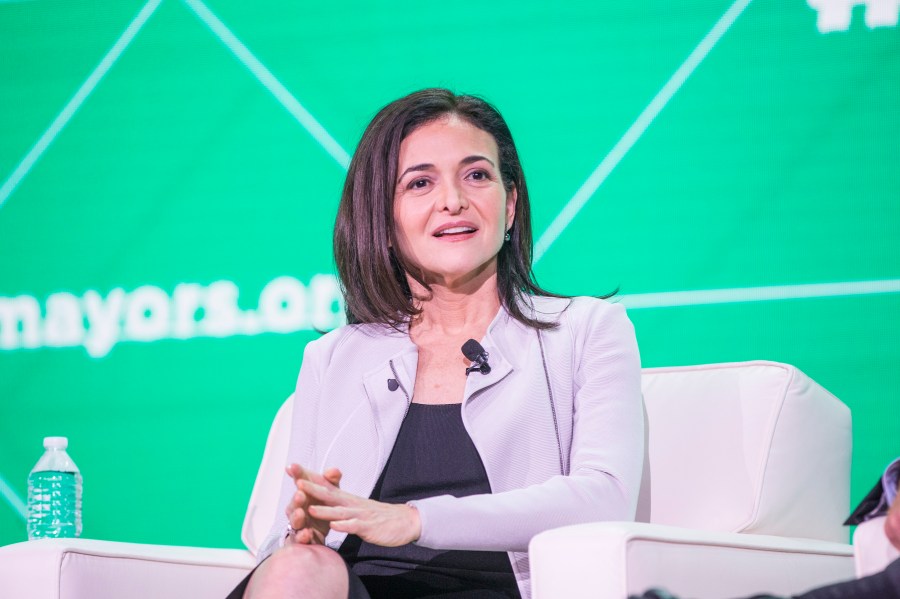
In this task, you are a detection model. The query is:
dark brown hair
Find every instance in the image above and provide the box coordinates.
[334,88,567,330]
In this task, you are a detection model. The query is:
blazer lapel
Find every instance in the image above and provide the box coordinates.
[463,341,513,402]
[462,307,525,403]
[361,345,418,485]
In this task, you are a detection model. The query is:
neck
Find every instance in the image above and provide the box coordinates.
[408,271,502,339]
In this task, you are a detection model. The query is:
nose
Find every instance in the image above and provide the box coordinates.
[440,181,468,214]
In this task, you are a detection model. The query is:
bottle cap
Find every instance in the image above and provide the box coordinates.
[43,437,68,449]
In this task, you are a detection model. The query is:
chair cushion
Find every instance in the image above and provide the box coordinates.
[0,539,254,599]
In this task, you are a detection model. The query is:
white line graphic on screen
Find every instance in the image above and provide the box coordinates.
[183,0,351,169]
[0,473,27,521]
[0,0,162,211]
[619,279,900,309]
[533,0,753,264]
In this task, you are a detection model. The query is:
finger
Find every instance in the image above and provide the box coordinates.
[285,463,304,481]
[290,464,321,487]
[287,528,304,544]
[329,518,360,535]
[288,464,338,491]
[307,504,357,522]
[300,480,350,506]
[285,492,309,521]
[305,468,341,490]
[288,509,304,530]
[287,489,308,508]
[293,528,313,544]
[287,464,325,486]
[288,507,308,530]
[287,464,315,489]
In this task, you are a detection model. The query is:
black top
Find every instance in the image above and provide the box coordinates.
[338,403,521,599]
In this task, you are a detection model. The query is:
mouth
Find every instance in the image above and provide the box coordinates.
[433,225,478,238]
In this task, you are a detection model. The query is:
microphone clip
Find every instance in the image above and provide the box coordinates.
[465,360,490,376]
[461,339,491,377]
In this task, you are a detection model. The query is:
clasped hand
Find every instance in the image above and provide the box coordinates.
[284,463,421,547]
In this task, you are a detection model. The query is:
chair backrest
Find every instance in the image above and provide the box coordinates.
[637,361,851,542]
[242,396,293,555]
[242,360,852,554]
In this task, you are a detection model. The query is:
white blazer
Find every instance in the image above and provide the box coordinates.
[259,295,644,598]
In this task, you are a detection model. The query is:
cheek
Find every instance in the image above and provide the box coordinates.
[392,205,431,262]
[394,203,424,238]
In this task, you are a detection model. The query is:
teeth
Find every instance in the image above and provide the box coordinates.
[437,226,476,236]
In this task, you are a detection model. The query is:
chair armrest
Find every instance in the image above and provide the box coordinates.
[853,516,900,578]
[0,539,255,599]
[529,522,854,599]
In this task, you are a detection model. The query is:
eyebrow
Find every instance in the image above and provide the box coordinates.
[397,155,496,183]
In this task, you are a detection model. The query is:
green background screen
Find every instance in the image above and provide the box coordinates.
[1,0,898,549]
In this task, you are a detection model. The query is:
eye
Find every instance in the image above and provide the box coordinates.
[407,178,430,190]
[467,169,492,182]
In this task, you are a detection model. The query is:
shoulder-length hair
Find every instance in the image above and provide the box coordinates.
[334,88,567,331]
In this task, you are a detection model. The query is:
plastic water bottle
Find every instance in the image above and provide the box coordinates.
[26,437,83,540]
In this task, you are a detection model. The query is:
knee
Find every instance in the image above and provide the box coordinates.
[266,543,343,579]
[245,543,347,598]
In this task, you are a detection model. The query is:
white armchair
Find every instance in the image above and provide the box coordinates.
[0,361,858,598]
[530,360,854,599]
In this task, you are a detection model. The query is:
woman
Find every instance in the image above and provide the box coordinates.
[235,88,644,599]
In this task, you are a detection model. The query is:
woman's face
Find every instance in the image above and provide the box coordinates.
[392,115,516,288]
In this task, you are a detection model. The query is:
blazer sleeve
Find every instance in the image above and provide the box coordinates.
[255,339,326,562]
[410,301,644,552]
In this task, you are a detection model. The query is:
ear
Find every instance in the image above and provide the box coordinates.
[505,184,518,233]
